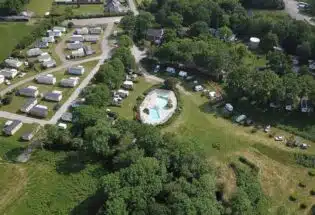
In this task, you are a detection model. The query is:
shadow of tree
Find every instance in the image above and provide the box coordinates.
[70,189,105,215]
[56,151,87,174]
[4,147,25,161]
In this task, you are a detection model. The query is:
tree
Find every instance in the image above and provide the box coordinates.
[299,65,309,76]
[2,94,13,105]
[164,77,178,90]
[118,35,133,48]
[189,21,209,37]
[135,12,155,40]
[218,26,233,40]
[2,0,24,15]
[260,32,279,52]
[72,105,105,132]
[43,125,73,150]
[166,13,183,29]
[64,7,74,19]
[267,51,291,75]
[231,189,254,215]
[120,13,136,36]
[112,47,136,70]
[297,41,312,64]
[84,84,110,107]
[163,29,177,42]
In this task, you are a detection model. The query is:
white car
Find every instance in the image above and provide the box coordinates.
[274,136,284,141]
[154,65,160,73]
[264,125,271,133]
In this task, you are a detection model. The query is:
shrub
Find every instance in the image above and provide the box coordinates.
[300,203,307,209]
[269,131,276,138]
[2,95,13,105]
[289,194,297,201]
[239,156,259,173]
[299,182,307,188]
[212,143,221,150]
[309,171,315,177]
[310,189,315,196]
[67,22,74,28]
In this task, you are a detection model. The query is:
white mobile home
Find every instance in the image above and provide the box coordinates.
[20,98,38,113]
[29,105,48,118]
[70,35,84,42]
[53,26,66,33]
[27,48,43,57]
[37,52,52,62]
[60,77,79,87]
[67,41,83,50]
[19,86,39,98]
[5,58,22,68]
[44,90,63,102]
[42,59,56,68]
[42,36,55,43]
[68,66,85,75]
[122,80,133,90]
[71,48,85,57]
[0,68,18,79]
[3,120,23,136]
[36,74,56,85]
[75,27,89,35]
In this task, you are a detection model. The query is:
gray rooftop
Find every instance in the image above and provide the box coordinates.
[3,120,22,133]
[21,98,37,110]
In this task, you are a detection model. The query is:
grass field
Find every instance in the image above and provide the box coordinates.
[0,60,98,118]
[53,4,104,15]
[0,23,34,62]
[26,0,54,16]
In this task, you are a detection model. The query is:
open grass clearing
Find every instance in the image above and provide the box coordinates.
[53,4,104,15]
[0,60,98,119]
[0,23,34,62]
[26,0,54,16]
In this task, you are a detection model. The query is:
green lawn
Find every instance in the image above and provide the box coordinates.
[26,0,54,16]
[0,60,99,119]
[53,4,104,15]
[0,23,34,62]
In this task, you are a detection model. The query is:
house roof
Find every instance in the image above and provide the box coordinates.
[21,98,37,110]
[61,112,73,122]
[45,91,62,99]
[147,28,164,37]
[19,87,38,95]
[3,120,22,133]
[30,105,48,117]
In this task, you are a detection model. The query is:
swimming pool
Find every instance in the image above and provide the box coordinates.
[148,96,168,121]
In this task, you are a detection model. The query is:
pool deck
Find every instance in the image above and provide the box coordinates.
[139,89,177,125]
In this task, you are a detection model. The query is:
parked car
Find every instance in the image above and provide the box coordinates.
[235,114,247,123]
[264,125,271,133]
[154,65,160,73]
[274,136,284,141]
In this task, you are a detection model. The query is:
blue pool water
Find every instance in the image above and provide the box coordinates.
[149,96,168,121]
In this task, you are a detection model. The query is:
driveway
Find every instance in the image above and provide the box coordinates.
[283,0,315,25]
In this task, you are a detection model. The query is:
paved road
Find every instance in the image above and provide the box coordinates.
[71,17,123,27]
[283,0,315,25]
[0,111,48,125]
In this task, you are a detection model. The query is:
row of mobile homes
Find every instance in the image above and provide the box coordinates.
[20,98,38,113]
[19,86,39,97]
[36,74,56,85]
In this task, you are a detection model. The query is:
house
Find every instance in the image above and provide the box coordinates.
[84,35,99,42]
[89,27,102,34]
[53,26,66,33]
[61,112,73,122]
[301,97,313,113]
[0,68,18,79]
[68,66,85,75]
[5,58,22,68]
[19,86,39,97]
[83,46,95,56]
[67,41,83,50]
[36,74,56,85]
[0,75,4,84]
[178,71,187,78]
[42,36,55,43]
[21,132,35,141]
[70,35,84,42]
[29,105,48,118]
[49,29,62,37]
[20,98,38,113]
[146,28,164,43]
[106,0,122,13]
[45,90,63,102]
[71,48,85,57]
[76,27,89,35]
[117,89,129,98]
[27,48,43,57]
[34,40,49,49]
[3,120,23,136]
[122,80,133,90]
[42,59,56,68]
[37,52,52,62]
[60,77,79,87]
[166,67,176,74]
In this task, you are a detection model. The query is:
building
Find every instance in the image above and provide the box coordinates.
[84,35,99,42]
[58,123,67,130]
[60,77,79,87]
[0,75,4,84]
[53,26,66,33]
[67,41,83,50]
[47,29,62,37]
[38,53,52,62]
[3,120,23,136]
[83,46,95,56]
[42,36,55,43]
[20,98,38,113]
[21,132,35,141]
[117,89,129,98]
[45,90,63,102]
[61,112,73,122]
[27,48,43,57]
[0,68,18,79]
[106,0,122,13]
[36,74,56,85]
[19,86,39,97]
[70,35,84,42]
[42,59,56,68]
[71,48,85,58]
[34,40,49,49]
[146,29,164,43]
[29,105,48,118]
[249,37,260,49]
[122,80,133,90]
[68,66,85,75]
[76,27,89,35]
[5,58,22,68]
[89,27,102,34]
